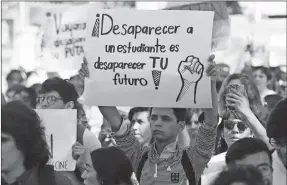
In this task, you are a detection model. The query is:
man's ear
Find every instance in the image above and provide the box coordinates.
[178,121,186,131]
[65,101,74,109]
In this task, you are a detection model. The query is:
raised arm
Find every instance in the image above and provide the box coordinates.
[78,58,147,170]
[225,88,273,150]
[186,54,218,183]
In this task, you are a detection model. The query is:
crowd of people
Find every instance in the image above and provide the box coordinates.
[1,52,286,185]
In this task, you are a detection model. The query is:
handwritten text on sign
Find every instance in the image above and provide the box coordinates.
[36,109,77,171]
[84,9,214,108]
[43,4,89,71]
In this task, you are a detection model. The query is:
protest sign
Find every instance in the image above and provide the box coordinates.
[40,4,90,72]
[36,109,77,171]
[84,8,214,108]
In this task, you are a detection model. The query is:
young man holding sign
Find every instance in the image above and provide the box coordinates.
[79,54,218,185]
[37,78,101,185]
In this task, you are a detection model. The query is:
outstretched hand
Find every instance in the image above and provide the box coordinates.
[225,87,250,114]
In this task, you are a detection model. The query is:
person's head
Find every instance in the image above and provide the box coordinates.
[6,84,26,102]
[185,108,202,140]
[30,83,42,95]
[37,77,79,109]
[150,108,186,143]
[226,138,273,185]
[128,107,152,144]
[6,70,24,88]
[82,147,133,185]
[69,74,84,96]
[267,97,287,168]
[6,84,37,109]
[218,73,268,126]
[252,66,272,88]
[215,111,253,154]
[264,94,283,112]
[1,101,50,173]
[211,165,265,185]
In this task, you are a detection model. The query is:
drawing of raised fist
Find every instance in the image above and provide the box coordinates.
[176,55,204,103]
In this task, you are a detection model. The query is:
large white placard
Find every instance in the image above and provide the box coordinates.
[84,8,214,108]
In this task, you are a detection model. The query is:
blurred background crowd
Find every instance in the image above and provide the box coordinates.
[1,1,286,136]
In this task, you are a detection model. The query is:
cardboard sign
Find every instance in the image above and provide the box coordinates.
[36,109,77,171]
[84,8,214,108]
[41,4,89,71]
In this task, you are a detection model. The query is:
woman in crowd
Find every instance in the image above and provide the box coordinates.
[1,101,71,185]
[81,147,135,185]
[211,165,265,185]
[252,66,277,103]
[201,73,271,185]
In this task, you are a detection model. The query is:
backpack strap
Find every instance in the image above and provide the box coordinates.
[136,151,149,182]
[181,150,200,185]
[38,165,57,185]
[77,124,85,145]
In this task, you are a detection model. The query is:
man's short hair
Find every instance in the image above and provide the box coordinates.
[2,101,50,169]
[212,165,264,185]
[225,138,272,165]
[40,77,79,104]
[150,108,188,122]
[266,97,287,141]
[128,107,150,122]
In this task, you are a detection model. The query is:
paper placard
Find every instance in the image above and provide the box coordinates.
[84,8,214,108]
[40,4,89,72]
[36,109,77,171]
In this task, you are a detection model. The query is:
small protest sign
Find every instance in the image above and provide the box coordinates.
[40,4,89,71]
[84,8,214,108]
[36,109,77,171]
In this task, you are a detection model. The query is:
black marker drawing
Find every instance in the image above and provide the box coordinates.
[50,134,53,158]
[152,70,162,90]
[176,55,204,103]
[92,14,100,37]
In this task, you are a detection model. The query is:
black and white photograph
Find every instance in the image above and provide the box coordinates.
[1,1,286,185]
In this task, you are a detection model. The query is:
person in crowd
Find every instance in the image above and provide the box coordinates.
[128,107,152,146]
[185,108,203,146]
[6,69,24,89]
[225,138,273,185]
[70,74,85,96]
[5,84,37,109]
[201,111,255,185]
[252,66,277,102]
[37,77,101,185]
[1,101,72,185]
[79,54,218,185]
[202,73,272,185]
[30,83,42,96]
[6,84,26,102]
[211,165,265,185]
[81,147,135,185]
[218,73,269,127]
[267,97,287,185]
